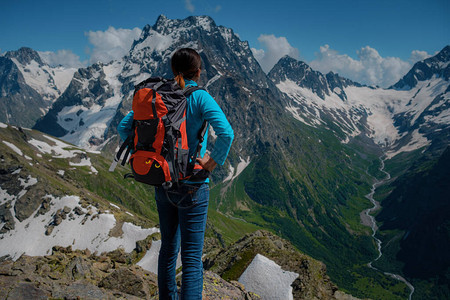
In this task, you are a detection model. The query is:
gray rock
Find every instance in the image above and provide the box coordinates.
[45,225,54,236]
[99,267,148,298]
[73,206,84,215]
[51,282,109,300]
[6,282,49,300]
[0,203,15,233]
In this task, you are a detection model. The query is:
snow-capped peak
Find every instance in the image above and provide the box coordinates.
[391,45,450,90]
[5,47,76,103]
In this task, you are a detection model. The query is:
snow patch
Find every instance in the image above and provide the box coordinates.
[219,27,234,43]
[137,240,161,274]
[69,158,92,167]
[109,203,120,210]
[29,135,84,158]
[233,157,250,181]
[223,164,235,182]
[0,194,159,260]
[385,129,430,159]
[137,240,181,275]
[223,157,250,182]
[0,122,7,128]
[0,187,15,206]
[28,134,97,173]
[2,141,23,156]
[18,175,38,189]
[90,166,99,174]
[196,16,212,32]
[239,254,299,300]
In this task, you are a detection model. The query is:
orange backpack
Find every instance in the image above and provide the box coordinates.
[110,77,208,188]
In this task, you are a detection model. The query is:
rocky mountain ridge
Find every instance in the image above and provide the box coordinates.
[0,245,263,299]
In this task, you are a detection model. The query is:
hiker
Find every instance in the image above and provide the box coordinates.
[117,48,234,299]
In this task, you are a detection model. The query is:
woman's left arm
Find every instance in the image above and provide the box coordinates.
[197,91,234,167]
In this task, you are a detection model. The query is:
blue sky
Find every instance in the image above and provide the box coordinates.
[1,0,449,87]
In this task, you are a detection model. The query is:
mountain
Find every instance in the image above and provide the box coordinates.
[34,15,280,154]
[270,46,450,298]
[271,48,450,158]
[389,46,450,156]
[33,61,123,148]
[391,45,450,90]
[268,55,362,101]
[0,123,355,299]
[3,14,449,299]
[0,48,76,128]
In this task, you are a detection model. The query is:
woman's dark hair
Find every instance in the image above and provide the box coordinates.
[171,48,202,88]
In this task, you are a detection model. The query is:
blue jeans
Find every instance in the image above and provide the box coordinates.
[155,183,209,300]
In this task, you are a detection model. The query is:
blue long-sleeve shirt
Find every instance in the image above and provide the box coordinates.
[117,79,234,166]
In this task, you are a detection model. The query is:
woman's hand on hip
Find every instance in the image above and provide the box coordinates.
[196,153,217,172]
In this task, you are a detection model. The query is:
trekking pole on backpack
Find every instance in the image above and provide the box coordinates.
[109,135,133,172]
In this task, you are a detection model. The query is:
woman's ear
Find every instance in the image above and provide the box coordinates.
[195,68,201,80]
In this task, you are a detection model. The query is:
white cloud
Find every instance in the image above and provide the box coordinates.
[86,26,142,64]
[251,34,300,73]
[309,45,431,87]
[39,49,84,68]
[185,0,195,13]
[409,50,431,63]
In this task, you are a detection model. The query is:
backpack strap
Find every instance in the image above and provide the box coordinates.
[183,85,204,97]
[151,79,167,118]
[161,115,181,188]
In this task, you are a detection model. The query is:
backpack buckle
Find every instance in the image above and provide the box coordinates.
[162,181,173,190]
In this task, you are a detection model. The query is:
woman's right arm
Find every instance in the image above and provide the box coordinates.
[117,111,134,141]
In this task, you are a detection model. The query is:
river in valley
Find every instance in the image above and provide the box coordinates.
[360,157,415,300]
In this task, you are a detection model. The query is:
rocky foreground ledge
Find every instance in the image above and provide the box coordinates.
[0,246,259,300]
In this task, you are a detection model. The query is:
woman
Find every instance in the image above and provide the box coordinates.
[118,48,234,299]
